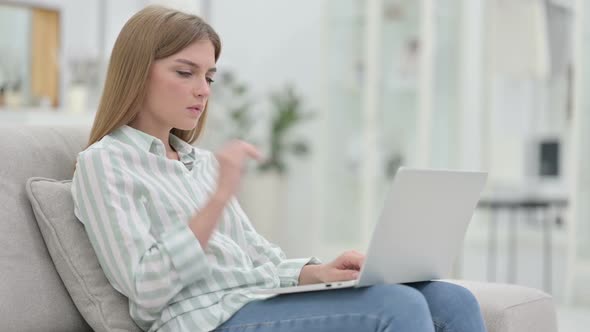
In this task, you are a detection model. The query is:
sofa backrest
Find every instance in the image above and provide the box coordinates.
[0,125,92,332]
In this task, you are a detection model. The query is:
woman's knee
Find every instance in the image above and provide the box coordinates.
[451,283,481,311]
[420,281,481,312]
[366,284,430,308]
[361,284,434,331]
[414,281,485,332]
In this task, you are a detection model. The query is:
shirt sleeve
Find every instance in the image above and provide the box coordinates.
[202,150,321,287]
[229,198,321,287]
[71,147,212,316]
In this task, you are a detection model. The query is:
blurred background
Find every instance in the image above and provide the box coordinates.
[0,0,588,329]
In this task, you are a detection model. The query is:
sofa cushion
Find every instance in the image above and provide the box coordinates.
[26,177,142,332]
[0,126,91,332]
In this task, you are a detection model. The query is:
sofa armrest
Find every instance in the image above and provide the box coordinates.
[446,280,558,332]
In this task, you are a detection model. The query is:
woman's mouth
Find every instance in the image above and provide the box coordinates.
[187,106,202,116]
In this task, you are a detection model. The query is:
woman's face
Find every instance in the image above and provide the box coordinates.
[142,39,217,131]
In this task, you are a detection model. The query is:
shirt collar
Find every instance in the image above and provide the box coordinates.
[169,132,197,168]
[111,125,197,169]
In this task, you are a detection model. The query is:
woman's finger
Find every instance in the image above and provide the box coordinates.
[241,142,263,161]
[328,268,359,282]
[339,251,364,268]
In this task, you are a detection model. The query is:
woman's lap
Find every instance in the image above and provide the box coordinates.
[212,281,486,332]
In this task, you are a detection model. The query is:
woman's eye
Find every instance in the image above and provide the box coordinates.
[176,71,192,78]
[206,77,215,85]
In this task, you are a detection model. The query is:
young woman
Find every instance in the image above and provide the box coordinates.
[71,6,487,332]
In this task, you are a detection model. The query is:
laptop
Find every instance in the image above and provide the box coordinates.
[254,167,487,295]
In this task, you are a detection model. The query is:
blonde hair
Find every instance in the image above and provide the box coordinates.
[86,5,221,149]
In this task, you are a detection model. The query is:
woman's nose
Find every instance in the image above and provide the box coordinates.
[193,78,211,97]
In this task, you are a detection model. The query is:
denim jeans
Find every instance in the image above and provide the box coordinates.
[212,281,487,332]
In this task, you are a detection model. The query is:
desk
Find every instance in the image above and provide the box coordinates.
[477,196,568,293]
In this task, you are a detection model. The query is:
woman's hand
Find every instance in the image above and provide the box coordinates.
[214,140,262,201]
[299,250,365,285]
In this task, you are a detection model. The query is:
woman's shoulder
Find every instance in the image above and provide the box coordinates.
[74,137,135,182]
[76,136,127,163]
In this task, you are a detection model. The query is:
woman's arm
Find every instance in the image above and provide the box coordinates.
[188,140,261,248]
[229,198,322,287]
[298,264,322,284]
[187,191,227,247]
[232,197,364,287]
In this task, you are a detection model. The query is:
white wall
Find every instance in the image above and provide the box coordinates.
[566,0,590,305]
[210,0,322,112]
[61,0,100,58]
[459,0,484,171]
[103,0,147,59]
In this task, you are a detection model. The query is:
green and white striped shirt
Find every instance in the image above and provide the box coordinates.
[71,125,319,332]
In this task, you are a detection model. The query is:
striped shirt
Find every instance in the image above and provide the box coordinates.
[71,125,319,332]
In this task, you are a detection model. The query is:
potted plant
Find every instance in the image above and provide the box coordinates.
[257,84,313,175]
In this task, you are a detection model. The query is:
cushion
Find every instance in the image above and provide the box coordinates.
[26,177,141,332]
[0,126,91,332]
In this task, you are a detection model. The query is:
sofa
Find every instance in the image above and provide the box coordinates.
[0,125,559,332]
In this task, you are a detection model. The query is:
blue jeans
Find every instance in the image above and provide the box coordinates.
[213,281,486,332]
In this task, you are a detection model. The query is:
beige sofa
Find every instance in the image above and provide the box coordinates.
[0,126,559,332]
